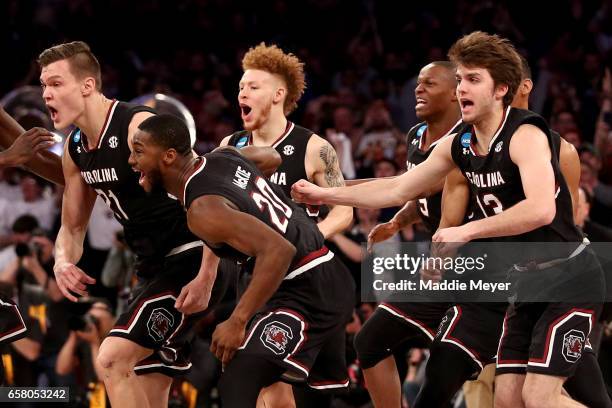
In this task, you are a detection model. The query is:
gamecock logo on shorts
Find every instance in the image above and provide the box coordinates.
[261,321,293,355]
[562,329,585,363]
[147,308,175,343]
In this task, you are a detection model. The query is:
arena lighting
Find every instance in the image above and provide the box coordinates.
[130,93,197,147]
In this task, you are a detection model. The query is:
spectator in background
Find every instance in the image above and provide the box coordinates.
[0,215,39,272]
[562,128,583,148]
[324,105,362,179]
[579,143,603,172]
[100,230,135,316]
[0,168,22,203]
[56,300,115,406]
[0,174,57,244]
[357,101,400,167]
[0,221,62,303]
[373,158,401,222]
[551,110,579,135]
[576,187,612,241]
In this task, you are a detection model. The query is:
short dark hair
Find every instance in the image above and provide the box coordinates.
[138,114,192,155]
[12,215,39,234]
[38,41,103,91]
[519,54,532,80]
[448,31,522,107]
[430,60,456,71]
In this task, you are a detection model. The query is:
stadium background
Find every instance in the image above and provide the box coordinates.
[2,0,612,407]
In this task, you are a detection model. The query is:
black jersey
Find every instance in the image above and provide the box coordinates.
[406,120,463,233]
[183,148,331,278]
[67,101,198,259]
[450,107,582,245]
[227,122,322,219]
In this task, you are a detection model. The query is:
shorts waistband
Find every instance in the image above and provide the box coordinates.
[512,238,589,272]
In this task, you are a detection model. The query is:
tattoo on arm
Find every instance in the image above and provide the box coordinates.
[319,142,345,187]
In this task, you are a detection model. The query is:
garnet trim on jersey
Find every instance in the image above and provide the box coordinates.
[247,121,295,148]
[81,99,119,152]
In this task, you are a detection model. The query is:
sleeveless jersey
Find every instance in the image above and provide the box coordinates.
[450,107,582,245]
[183,149,331,277]
[67,101,198,259]
[405,120,463,233]
[227,122,323,219]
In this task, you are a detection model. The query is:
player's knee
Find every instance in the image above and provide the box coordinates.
[493,388,518,408]
[354,327,390,369]
[97,340,138,376]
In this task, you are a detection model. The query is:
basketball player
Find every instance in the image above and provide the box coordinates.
[292,31,603,408]
[350,61,465,407]
[38,41,218,408]
[220,43,353,407]
[222,43,352,236]
[0,107,64,184]
[129,114,355,408]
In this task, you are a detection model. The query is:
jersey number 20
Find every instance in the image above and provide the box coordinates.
[251,177,293,233]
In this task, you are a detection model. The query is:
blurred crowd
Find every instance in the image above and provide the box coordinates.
[3,0,612,407]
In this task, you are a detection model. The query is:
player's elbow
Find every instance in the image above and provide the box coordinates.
[533,201,556,227]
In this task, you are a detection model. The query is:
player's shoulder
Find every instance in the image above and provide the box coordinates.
[306,132,327,150]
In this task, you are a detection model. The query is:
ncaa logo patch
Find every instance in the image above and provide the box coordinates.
[416,125,427,138]
[261,321,293,355]
[562,329,585,363]
[147,308,175,343]
[236,136,248,148]
[283,145,295,156]
[460,132,472,148]
[108,136,119,149]
[494,141,503,153]
[73,130,81,143]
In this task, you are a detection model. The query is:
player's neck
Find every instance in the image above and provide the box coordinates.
[167,152,199,200]
[75,94,114,150]
[473,105,507,152]
[424,110,461,148]
[251,112,288,146]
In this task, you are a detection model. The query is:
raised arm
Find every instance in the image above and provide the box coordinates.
[53,143,98,301]
[187,195,296,365]
[0,107,64,185]
[292,136,456,209]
